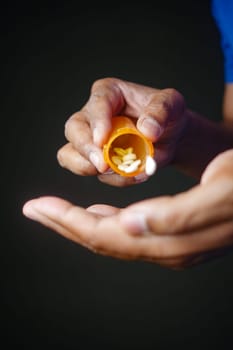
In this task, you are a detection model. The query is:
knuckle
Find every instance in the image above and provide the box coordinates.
[149,92,172,117]
[160,99,172,116]
[91,77,115,93]
[78,164,97,176]
[91,77,107,89]
[57,148,65,167]
[163,87,181,100]
[64,115,76,138]
[160,208,189,235]
[164,88,186,112]
[163,87,178,97]
[159,208,180,235]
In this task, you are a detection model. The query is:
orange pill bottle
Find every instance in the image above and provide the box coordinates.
[103,116,154,177]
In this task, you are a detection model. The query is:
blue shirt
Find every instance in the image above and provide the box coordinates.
[212,0,233,83]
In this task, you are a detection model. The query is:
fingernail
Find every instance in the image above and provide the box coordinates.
[103,168,115,175]
[22,202,40,221]
[141,117,164,139]
[120,211,148,235]
[93,127,106,147]
[89,151,101,169]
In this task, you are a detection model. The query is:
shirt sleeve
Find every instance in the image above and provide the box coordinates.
[212,0,233,83]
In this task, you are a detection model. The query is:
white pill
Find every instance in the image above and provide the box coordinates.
[145,156,157,176]
[112,156,122,165]
[118,164,129,171]
[122,159,134,165]
[122,153,137,162]
[124,159,141,173]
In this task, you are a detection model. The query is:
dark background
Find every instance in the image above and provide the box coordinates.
[2,1,233,349]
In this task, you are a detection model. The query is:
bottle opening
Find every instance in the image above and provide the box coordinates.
[104,129,154,177]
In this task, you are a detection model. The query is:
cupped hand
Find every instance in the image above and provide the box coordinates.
[23,149,233,269]
[57,77,186,187]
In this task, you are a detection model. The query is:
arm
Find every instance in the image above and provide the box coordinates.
[22,148,233,270]
[171,108,233,179]
[223,83,233,123]
[170,82,233,178]
[22,78,233,269]
[57,78,233,187]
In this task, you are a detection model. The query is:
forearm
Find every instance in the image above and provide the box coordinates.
[172,109,233,179]
[223,83,233,123]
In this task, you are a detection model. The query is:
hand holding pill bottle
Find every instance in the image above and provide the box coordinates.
[103,116,157,177]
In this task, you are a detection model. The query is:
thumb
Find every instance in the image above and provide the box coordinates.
[137,88,185,141]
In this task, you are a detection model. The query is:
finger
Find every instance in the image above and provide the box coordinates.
[22,196,152,260]
[23,197,93,248]
[57,143,98,176]
[86,204,121,217]
[23,196,191,261]
[64,113,108,173]
[22,196,109,253]
[201,149,233,184]
[149,246,233,270]
[119,179,233,236]
[22,196,233,266]
[86,78,125,146]
[86,78,165,145]
[98,172,149,187]
[137,88,185,142]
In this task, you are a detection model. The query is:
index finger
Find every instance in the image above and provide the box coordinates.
[84,78,125,147]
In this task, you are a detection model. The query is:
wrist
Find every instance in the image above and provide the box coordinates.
[171,109,233,179]
[171,110,212,179]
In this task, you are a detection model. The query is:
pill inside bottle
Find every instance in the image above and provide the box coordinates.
[103,116,155,177]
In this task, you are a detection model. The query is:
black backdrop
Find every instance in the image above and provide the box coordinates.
[2,1,233,349]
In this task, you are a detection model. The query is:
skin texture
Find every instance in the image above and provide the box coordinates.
[57,78,187,186]
[223,83,233,124]
[22,78,233,270]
